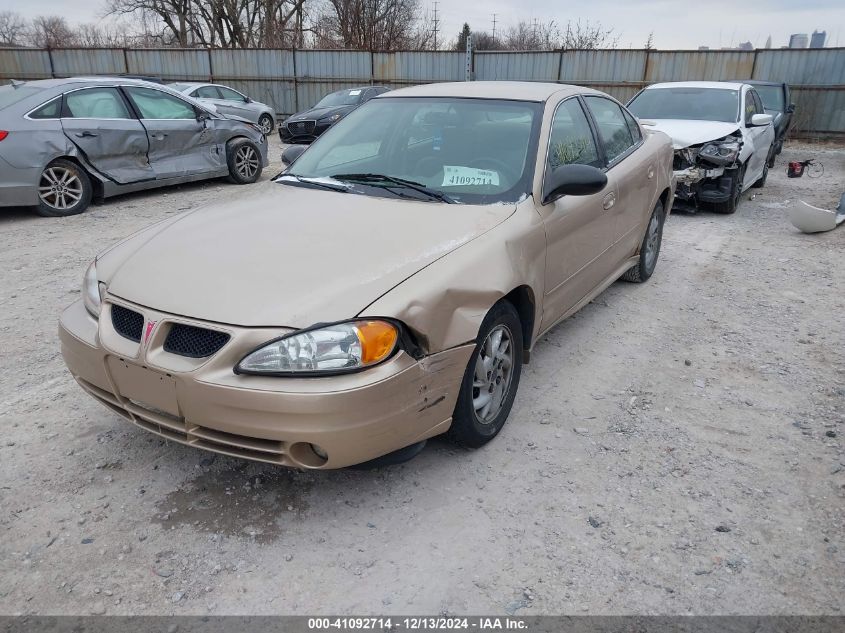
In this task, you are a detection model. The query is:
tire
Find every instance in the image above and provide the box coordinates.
[34,159,92,217]
[711,164,745,215]
[448,301,523,449]
[621,200,665,283]
[226,138,263,184]
[752,161,768,188]
[258,114,274,135]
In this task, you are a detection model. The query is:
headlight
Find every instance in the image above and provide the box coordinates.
[82,260,105,317]
[698,140,740,166]
[320,113,342,123]
[236,320,399,375]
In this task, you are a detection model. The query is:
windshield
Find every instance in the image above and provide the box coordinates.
[628,87,740,123]
[285,97,542,204]
[751,85,785,112]
[315,89,368,108]
[0,85,44,110]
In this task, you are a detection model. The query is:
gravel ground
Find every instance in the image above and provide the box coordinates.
[1,138,843,616]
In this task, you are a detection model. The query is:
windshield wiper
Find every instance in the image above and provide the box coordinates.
[283,174,350,193]
[331,173,455,203]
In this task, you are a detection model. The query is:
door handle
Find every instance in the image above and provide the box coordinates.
[153,133,168,141]
[75,131,98,138]
[602,192,616,210]
[647,165,655,179]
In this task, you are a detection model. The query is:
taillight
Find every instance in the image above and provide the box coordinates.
[0,131,8,141]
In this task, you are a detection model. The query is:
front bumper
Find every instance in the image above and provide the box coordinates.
[59,298,472,469]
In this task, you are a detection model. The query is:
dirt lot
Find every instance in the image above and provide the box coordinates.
[1,139,843,616]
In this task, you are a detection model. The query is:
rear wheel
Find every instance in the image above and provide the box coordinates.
[258,114,274,135]
[621,200,664,283]
[448,301,523,448]
[35,159,92,217]
[711,164,745,214]
[226,138,262,184]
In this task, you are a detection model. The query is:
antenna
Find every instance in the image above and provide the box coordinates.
[432,1,440,50]
[492,13,497,45]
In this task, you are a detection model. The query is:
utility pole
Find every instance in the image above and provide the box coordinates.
[432,1,440,50]
[491,13,497,46]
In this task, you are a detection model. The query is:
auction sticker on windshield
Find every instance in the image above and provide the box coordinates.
[442,166,500,187]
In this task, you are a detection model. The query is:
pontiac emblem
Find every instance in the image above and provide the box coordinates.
[144,321,157,344]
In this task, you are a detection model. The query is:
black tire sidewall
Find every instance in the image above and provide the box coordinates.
[226,138,263,184]
[449,301,523,448]
[35,159,92,217]
[640,200,665,280]
[258,114,274,133]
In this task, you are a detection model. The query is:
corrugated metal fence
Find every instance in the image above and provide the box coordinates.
[1,47,843,136]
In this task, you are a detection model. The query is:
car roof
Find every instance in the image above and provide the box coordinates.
[646,81,747,91]
[728,79,784,86]
[377,81,596,102]
[14,76,165,90]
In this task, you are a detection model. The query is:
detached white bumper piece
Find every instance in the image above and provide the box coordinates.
[789,194,845,234]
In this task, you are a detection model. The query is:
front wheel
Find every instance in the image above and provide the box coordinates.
[226,138,263,184]
[621,200,664,283]
[448,301,523,448]
[258,114,274,135]
[35,159,92,217]
[711,164,745,214]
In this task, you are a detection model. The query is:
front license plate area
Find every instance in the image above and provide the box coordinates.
[107,357,179,417]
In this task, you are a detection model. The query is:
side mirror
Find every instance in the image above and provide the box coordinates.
[787,103,796,114]
[244,96,252,103]
[281,144,307,166]
[542,164,607,204]
[750,113,773,127]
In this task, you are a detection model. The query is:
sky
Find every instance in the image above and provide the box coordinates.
[7,0,845,49]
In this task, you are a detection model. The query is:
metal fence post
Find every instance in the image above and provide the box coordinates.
[465,35,473,81]
[46,47,54,78]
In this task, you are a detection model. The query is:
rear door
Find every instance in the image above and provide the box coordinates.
[60,86,154,184]
[539,96,619,327]
[742,88,772,186]
[583,95,652,257]
[123,86,222,180]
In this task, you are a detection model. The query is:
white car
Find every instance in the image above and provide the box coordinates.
[169,82,277,135]
[627,81,774,214]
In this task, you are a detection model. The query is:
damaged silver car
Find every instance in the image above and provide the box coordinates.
[628,81,774,214]
[0,77,268,217]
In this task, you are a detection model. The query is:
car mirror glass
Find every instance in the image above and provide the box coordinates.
[543,164,607,204]
[281,144,307,166]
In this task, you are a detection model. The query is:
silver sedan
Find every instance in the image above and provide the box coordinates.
[169,82,277,135]
[0,77,269,217]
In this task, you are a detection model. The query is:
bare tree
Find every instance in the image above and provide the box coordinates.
[500,18,617,51]
[0,11,27,46]
[644,31,654,50]
[560,19,618,50]
[450,23,496,51]
[29,16,79,48]
[315,0,424,50]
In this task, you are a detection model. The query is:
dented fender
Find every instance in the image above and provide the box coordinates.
[359,198,546,355]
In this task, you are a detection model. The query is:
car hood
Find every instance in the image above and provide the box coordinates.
[643,119,741,149]
[102,186,516,327]
[288,105,355,122]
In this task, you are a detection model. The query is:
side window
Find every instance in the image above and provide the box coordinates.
[29,96,62,119]
[547,98,601,169]
[751,90,764,114]
[744,90,758,123]
[64,88,131,119]
[217,86,245,101]
[622,108,642,143]
[584,96,635,163]
[195,86,221,99]
[124,87,196,120]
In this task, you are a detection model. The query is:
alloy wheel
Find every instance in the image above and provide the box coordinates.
[235,145,259,179]
[643,211,661,271]
[259,117,274,135]
[38,166,82,211]
[472,324,515,424]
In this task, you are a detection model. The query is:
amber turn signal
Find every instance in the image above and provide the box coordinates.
[356,321,399,365]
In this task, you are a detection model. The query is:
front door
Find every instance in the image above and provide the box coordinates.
[60,86,153,184]
[123,86,222,180]
[540,97,618,330]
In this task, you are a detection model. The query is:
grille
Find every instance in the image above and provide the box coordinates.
[287,119,315,135]
[164,324,230,358]
[111,305,144,342]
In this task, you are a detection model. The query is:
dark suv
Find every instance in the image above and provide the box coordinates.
[280,86,390,144]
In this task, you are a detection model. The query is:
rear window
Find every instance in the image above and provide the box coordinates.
[0,85,44,110]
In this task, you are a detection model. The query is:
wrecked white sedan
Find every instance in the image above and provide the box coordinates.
[628,81,774,214]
